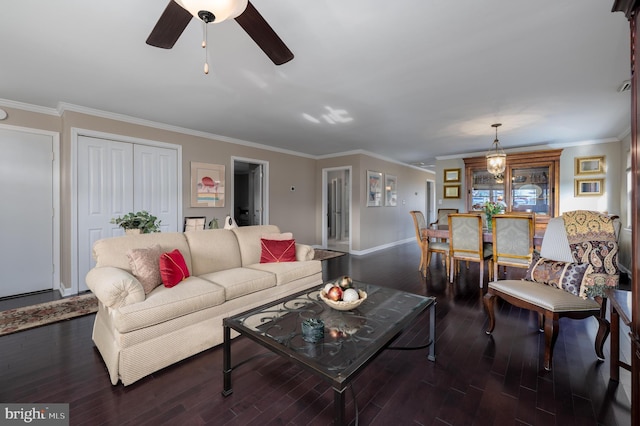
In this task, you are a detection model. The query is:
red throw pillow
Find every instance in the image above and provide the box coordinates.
[159,249,190,287]
[260,239,297,263]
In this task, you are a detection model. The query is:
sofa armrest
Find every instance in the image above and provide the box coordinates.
[85,267,146,309]
[295,244,315,261]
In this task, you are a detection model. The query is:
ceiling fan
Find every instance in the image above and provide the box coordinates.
[146,0,294,66]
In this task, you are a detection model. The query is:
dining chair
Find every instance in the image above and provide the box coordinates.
[429,208,458,230]
[410,211,449,277]
[183,216,206,231]
[448,213,493,287]
[491,213,534,279]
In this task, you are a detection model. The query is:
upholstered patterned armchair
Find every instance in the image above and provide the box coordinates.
[484,210,620,370]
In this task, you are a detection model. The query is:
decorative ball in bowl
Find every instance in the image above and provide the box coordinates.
[319,287,367,311]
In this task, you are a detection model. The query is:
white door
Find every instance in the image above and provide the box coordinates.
[332,178,343,239]
[77,136,134,292]
[0,129,55,297]
[134,144,178,233]
[76,136,179,293]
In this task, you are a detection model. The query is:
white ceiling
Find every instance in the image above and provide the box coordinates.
[0,1,631,168]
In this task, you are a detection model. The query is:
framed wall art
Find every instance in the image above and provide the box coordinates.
[575,178,604,196]
[384,174,397,206]
[191,162,225,207]
[367,170,383,207]
[443,168,461,183]
[575,156,605,175]
[444,185,460,199]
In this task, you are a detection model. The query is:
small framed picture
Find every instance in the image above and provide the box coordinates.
[367,170,383,207]
[575,178,604,196]
[191,162,225,207]
[444,185,460,199]
[384,174,397,206]
[575,156,605,175]
[444,168,461,183]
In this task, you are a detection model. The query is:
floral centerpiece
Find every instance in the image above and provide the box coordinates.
[111,211,161,234]
[482,201,504,230]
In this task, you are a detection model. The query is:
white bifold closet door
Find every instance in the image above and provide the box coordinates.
[77,136,178,293]
[0,128,55,298]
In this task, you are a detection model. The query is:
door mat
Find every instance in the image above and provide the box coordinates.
[313,249,347,261]
[0,293,98,336]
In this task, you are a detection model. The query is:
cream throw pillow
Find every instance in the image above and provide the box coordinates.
[261,232,293,241]
[127,244,163,294]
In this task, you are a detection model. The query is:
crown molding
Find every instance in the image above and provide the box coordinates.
[317,149,435,174]
[436,138,622,161]
[0,98,59,116]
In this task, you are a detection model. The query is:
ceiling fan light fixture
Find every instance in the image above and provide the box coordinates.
[486,123,506,176]
[175,0,248,23]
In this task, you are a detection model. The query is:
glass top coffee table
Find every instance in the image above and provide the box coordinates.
[222,282,436,425]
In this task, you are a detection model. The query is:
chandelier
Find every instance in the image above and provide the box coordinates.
[486,123,506,176]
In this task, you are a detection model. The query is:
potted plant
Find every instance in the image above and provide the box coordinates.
[482,201,504,231]
[111,211,161,234]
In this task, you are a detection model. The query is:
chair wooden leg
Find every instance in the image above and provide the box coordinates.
[449,258,455,283]
[479,261,484,288]
[444,255,450,281]
[425,250,432,268]
[594,316,610,361]
[543,311,559,371]
[538,313,544,332]
[418,246,425,272]
[483,292,496,334]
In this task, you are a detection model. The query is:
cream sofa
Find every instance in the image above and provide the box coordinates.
[86,225,323,386]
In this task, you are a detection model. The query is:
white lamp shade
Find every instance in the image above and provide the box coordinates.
[486,152,506,175]
[175,0,248,22]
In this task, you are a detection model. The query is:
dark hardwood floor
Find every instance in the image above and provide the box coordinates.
[0,243,632,425]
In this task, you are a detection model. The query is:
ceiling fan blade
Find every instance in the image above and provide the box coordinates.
[146,1,193,49]
[235,1,294,65]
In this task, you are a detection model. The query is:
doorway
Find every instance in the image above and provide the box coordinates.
[322,167,351,252]
[426,179,436,225]
[232,157,268,226]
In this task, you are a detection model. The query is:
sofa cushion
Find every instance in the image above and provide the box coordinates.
[200,267,277,300]
[93,232,192,273]
[232,225,281,266]
[184,229,242,276]
[261,232,293,241]
[160,249,190,287]
[525,252,588,296]
[113,277,226,333]
[127,245,163,294]
[260,238,297,263]
[247,260,322,285]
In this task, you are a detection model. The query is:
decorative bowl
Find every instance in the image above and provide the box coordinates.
[319,290,367,311]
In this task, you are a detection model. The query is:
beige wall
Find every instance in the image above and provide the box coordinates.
[1,107,319,291]
[2,103,629,289]
[317,154,435,253]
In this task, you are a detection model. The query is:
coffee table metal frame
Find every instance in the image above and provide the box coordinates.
[222,282,436,425]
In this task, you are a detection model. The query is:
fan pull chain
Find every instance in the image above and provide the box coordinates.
[202,21,209,74]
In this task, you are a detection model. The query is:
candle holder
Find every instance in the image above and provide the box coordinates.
[301,318,324,343]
